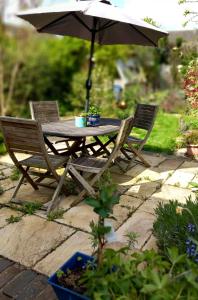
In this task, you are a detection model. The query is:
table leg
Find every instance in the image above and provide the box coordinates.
[93,135,117,157]
[44,136,59,155]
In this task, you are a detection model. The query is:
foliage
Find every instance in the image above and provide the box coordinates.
[153,197,198,257]
[56,269,65,279]
[20,202,42,215]
[185,130,198,144]
[183,59,198,110]
[47,208,65,221]
[88,105,101,116]
[6,215,22,224]
[10,167,20,181]
[81,247,198,299]
[179,0,198,26]
[0,132,6,155]
[85,175,120,266]
[183,111,198,130]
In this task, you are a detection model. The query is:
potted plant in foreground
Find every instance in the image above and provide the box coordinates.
[87,105,101,127]
[75,112,87,128]
[185,130,198,157]
[48,177,120,300]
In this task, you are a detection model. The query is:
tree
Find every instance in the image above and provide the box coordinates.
[0,0,42,115]
[179,0,198,26]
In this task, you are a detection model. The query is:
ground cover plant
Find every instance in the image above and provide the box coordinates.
[153,197,198,261]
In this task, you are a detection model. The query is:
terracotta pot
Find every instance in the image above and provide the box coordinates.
[186,145,198,157]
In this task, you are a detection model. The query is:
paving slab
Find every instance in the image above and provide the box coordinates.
[179,160,198,175]
[0,178,16,192]
[125,181,162,200]
[142,235,158,251]
[0,168,13,181]
[126,164,147,177]
[0,215,74,267]
[151,184,196,204]
[157,157,184,172]
[0,207,23,228]
[116,211,155,249]
[0,153,30,166]
[138,196,170,214]
[165,170,195,188]
[142,153,166,167]
[0,189,15,205]
[111,195,143,230]
[57,202,98,232]
[34,231,92,276]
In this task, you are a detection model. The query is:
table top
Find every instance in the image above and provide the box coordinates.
[42,118,121,138]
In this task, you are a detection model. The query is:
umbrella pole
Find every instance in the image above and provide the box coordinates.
[85,18,97,113]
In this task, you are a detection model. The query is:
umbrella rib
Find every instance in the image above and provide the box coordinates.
[97,20,118,32]
[73,13,92,32]
[37,12,73,32]
[129,24,157,47]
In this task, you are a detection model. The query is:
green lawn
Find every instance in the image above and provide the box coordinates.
[133,112,180,154]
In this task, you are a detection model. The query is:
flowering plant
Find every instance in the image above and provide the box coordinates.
[183,59,198,110]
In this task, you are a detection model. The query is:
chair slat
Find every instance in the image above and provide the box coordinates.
[30,101,59,124]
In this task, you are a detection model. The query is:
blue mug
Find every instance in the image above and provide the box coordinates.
[75,116,86,128]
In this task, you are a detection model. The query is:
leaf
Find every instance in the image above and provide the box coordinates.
[167,248,186,265]
[85,198,100,209]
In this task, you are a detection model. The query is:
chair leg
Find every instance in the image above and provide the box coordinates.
[126,144,150,170]
[11,174,26,202]
[47,166,69,213]
[68,165,96,196]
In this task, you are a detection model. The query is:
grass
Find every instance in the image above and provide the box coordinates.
[47,208,65,221]
[10,167,21,181]
[100,112,180,155]
[6,215,22,224]
[133,112,180,154]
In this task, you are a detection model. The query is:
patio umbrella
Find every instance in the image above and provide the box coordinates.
[17,0,168,112]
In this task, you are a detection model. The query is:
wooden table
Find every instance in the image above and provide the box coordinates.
[42,118,121,156]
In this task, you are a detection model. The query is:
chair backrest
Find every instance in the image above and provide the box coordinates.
[0,117,47,158]
[133,104,158,131]
[29,101,60,124]
[108,116,134,163]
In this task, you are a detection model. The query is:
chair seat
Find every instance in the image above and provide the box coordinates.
[70,156,107,173]
[127,135,144,144]
[20,154,68,169]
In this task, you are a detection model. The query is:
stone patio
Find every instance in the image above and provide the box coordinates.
[0,151,197,277]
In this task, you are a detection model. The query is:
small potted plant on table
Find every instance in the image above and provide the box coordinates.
[87,105,100,127]
[48,179,119,299]
[75,112,87,128]
[185,130,198,158]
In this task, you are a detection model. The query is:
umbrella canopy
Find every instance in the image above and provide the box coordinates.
[17,0,168,111]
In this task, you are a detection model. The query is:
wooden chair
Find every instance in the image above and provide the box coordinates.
[66,116,134,205]
[0,117,69,213]
[29,101,77,154]
[121,104,158,169]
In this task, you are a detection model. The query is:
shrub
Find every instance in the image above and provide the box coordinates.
[153,197,198,257]
[185,130,198,145]
[81,247,198,299]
